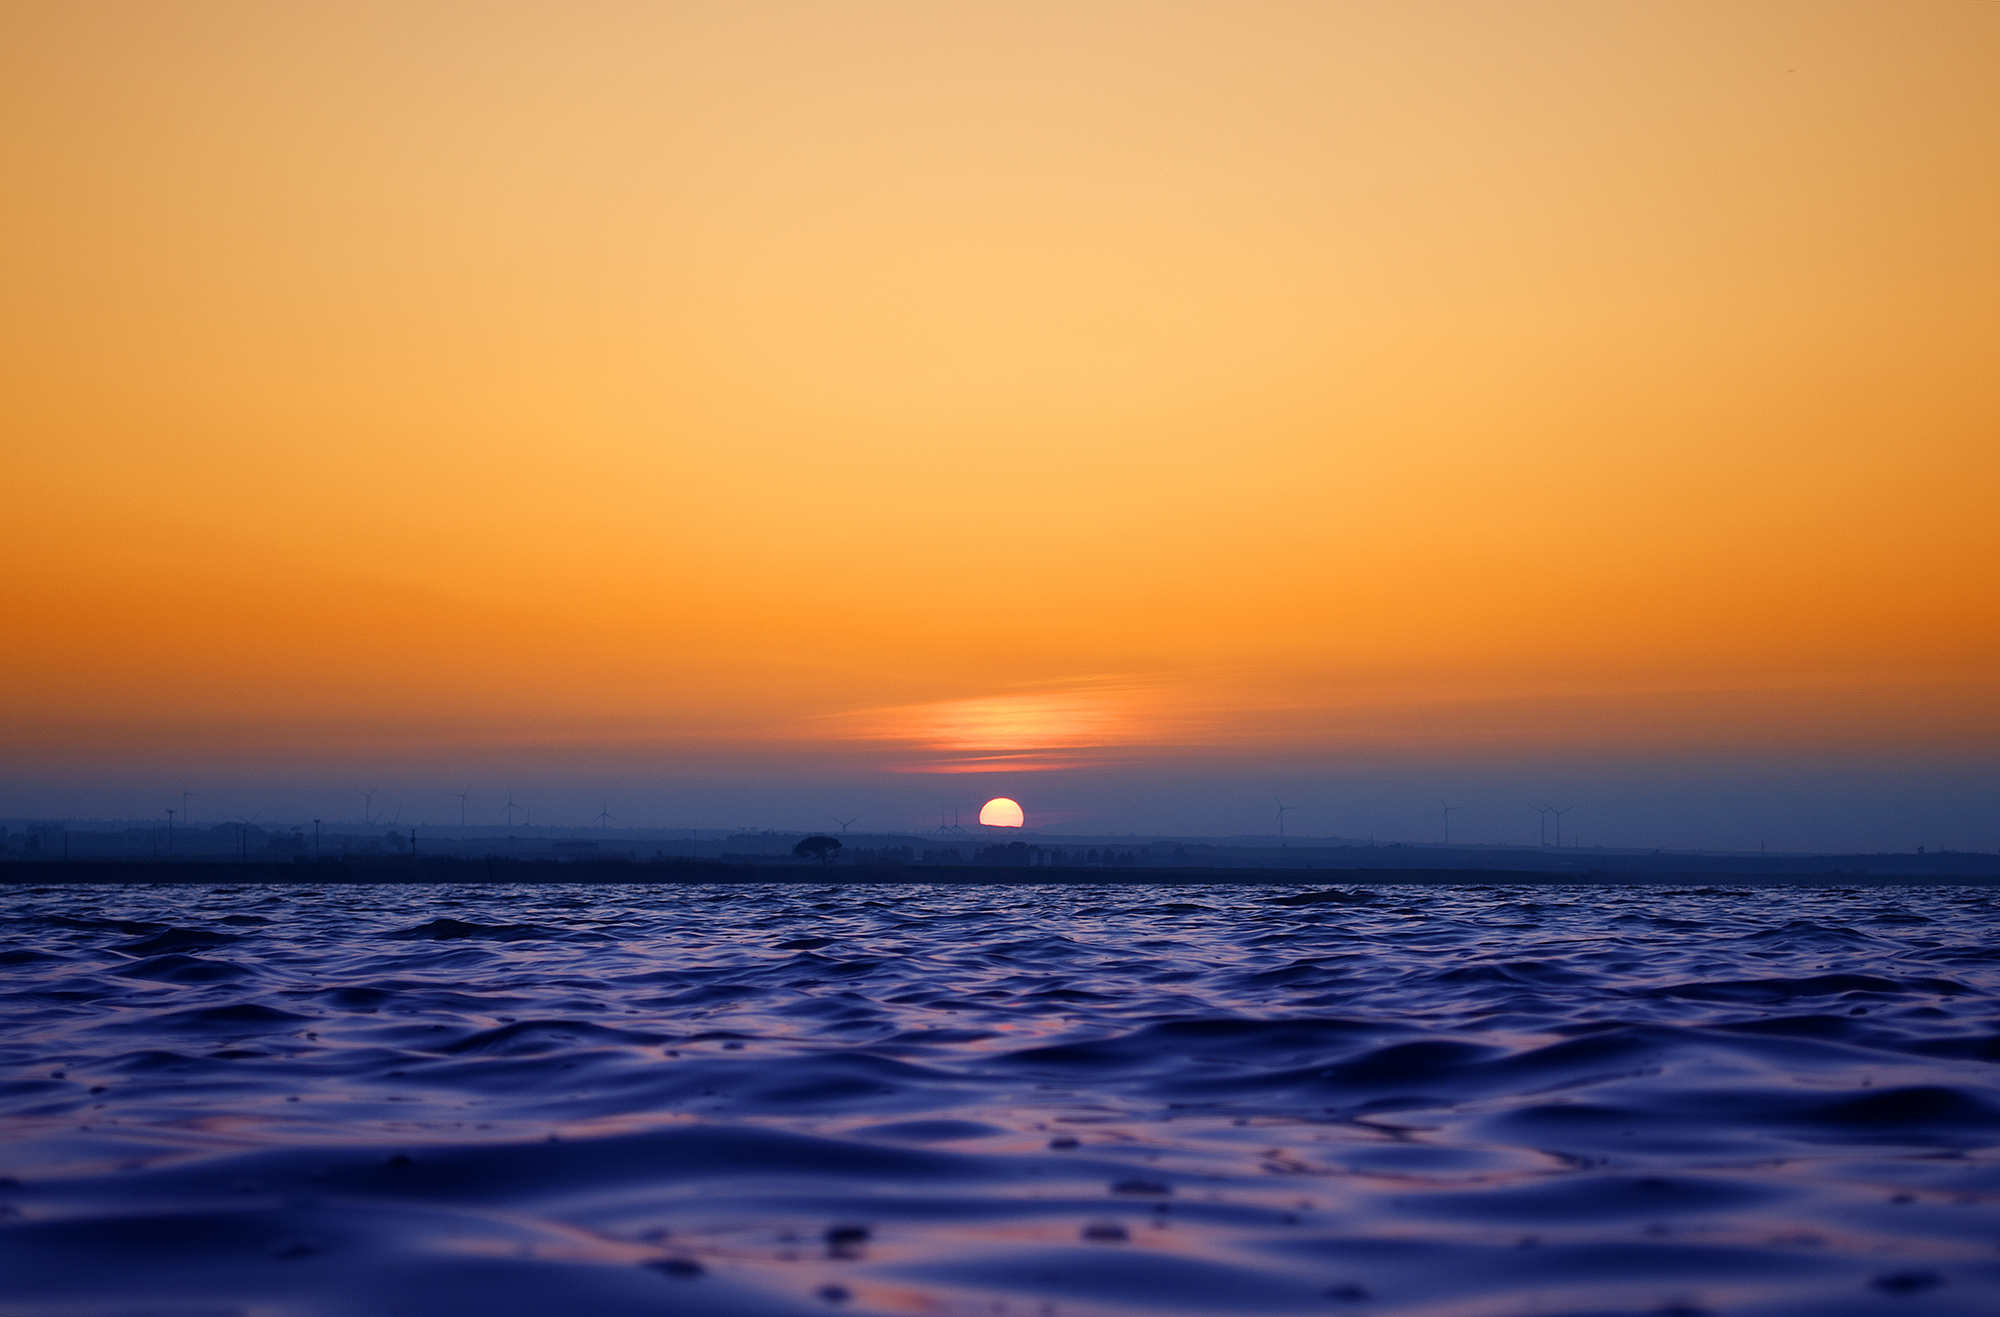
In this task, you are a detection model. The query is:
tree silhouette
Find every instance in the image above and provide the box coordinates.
[793,835,842,866]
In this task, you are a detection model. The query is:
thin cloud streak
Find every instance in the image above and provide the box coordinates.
[821,665,2000,774]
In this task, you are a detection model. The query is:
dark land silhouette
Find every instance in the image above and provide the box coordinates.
[5,853,1994,886]
[5,819,1993,883]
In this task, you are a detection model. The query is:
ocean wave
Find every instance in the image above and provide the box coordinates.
[1,881,1996,1315]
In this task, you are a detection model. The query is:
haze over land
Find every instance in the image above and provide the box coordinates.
[3,2,1995,850]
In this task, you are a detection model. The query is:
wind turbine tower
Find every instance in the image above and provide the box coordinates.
[1273,797,1299,841]
[1439,799,1462,846]
[1552,806,1573,847]
[360,788,378,828]
[455,790,471,828]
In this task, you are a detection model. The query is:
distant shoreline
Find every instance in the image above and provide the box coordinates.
[3,858,1994,886]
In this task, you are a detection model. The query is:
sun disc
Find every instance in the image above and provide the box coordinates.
[978,797,1025,828]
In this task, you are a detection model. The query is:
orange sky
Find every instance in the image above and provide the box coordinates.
[3,2,1996,837]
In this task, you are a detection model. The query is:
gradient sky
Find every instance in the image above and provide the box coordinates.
[4,2,1996,849]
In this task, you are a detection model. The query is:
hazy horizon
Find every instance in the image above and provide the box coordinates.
[7,750,1995,855]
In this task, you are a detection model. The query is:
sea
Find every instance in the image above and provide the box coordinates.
[1,881,1996,1316]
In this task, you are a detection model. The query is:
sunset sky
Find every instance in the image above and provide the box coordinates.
[4,2,1996,849]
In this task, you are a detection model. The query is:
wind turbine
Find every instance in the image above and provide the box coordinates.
[1533,805,1554,847]
[1272,797,1299,841]
[181,788,196,827]
[455,789,471,828]
[360,788,378,827]
[1552,806,1573,847]
[1439,799,1462,846]
[503,789,520,828]
[831,814,859,835]
[595,799,619,830]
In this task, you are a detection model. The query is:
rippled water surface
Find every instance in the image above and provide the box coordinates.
[3,881,1998,1317]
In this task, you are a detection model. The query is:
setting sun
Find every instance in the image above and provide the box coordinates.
[978,798,1025,828]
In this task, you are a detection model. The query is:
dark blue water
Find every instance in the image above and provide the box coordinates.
[3,882,1997,1316]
